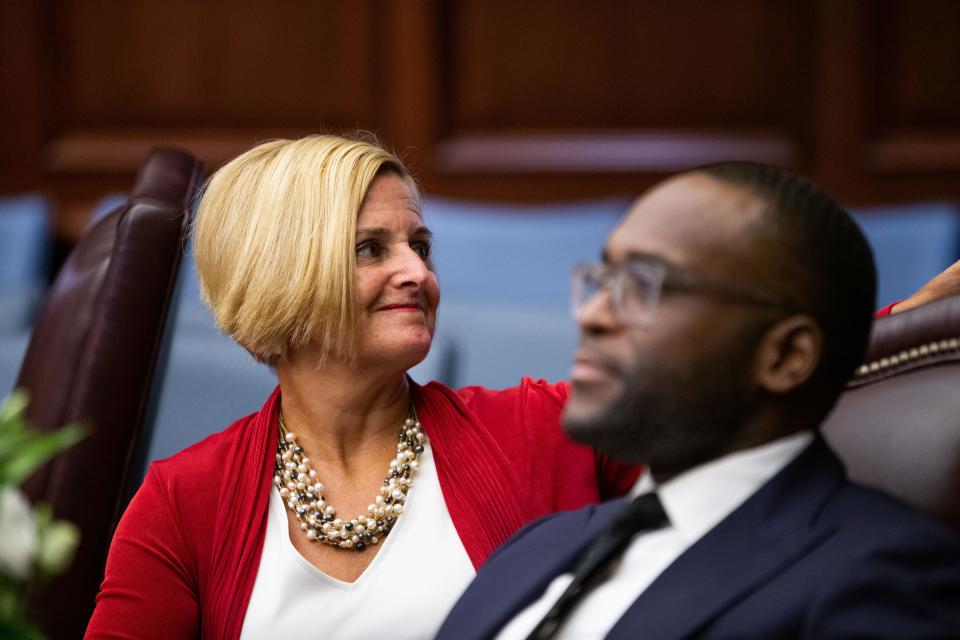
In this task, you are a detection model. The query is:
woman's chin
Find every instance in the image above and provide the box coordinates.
[362,335,433,371]
[400,341,432,369]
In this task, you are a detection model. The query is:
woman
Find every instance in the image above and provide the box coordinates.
[85,135,638,639]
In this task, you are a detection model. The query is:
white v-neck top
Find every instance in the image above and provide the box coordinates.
[239,441,475,639]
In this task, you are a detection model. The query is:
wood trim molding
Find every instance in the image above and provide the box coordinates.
[44,129,309,174]
[868,133,960,172]
[434,130,797,173]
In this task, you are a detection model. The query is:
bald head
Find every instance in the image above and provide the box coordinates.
[613,173,770,286]
[688,162,877,410]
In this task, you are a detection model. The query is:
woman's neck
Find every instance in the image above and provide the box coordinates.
[274,352,411,476]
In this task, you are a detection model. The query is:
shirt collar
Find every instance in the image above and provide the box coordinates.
[629,431,814,543]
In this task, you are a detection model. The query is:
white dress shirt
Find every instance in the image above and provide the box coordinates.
[496,431,814,640]
[239,441,476,639]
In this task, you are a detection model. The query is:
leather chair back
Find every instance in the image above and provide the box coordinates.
[16,147,203,639]
[824,295,960,533]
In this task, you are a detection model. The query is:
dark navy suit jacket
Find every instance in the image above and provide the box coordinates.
[438,438,960,639]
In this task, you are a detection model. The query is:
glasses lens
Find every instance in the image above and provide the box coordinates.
[619,269,651,319]
[571,263,604,317]
[571,261,666,326]
[616,262,665,326]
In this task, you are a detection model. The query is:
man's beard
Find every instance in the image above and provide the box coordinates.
[564,338,760,478]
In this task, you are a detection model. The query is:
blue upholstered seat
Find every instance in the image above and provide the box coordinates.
[852,203,960,306]
[0,194,51,395]
[0,194,51,334]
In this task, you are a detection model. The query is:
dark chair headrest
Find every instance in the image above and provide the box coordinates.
[16,146,203,639]
[824,294,960,533]
[850,295,960,388]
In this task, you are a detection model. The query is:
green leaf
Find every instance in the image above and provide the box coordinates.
[0,390,29,425]
[0,431,37,464]
[0,573,23,619]
[31,504,51,529]
[34,519,80,577]
[1,425,89,486]
[0,617,44,640]
[0,572,42,638]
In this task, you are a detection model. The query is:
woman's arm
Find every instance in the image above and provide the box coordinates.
[85,466,199,639]
[884,259,960,315]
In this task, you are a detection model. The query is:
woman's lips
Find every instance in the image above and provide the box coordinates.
[377,303,422,312]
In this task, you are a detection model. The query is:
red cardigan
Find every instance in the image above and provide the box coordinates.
[874,301,897,318]
[85,379,639,639]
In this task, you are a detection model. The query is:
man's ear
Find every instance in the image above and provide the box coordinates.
[754,315,822,394]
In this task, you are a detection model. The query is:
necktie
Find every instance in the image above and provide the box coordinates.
[525,492,669,640]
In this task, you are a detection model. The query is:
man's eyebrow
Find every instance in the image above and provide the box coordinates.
[601,249,671,267]
[625,251,670,268]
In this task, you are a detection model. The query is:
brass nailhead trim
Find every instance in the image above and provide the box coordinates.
[855,337,960,378]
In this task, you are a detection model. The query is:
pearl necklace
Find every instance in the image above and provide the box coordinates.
[273,407,425,551]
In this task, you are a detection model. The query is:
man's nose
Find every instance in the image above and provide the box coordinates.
[577,287,619,333]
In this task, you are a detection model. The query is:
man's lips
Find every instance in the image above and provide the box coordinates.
[571,351,620,383]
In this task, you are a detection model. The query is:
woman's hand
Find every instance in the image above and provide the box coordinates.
[891,259,960,313]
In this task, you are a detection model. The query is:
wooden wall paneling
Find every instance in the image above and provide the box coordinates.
[0,1,45,193]
[811,0,867,200]
[865,0,960,182]
[60,0,378,127]
[423,0,814,199]
[42,0,385,239]
[447,1,808,130]
[48,0,382,169]
[380,0,441,182]
[811,0,960,205]
[870,0,960,132]
[6,1,960,231]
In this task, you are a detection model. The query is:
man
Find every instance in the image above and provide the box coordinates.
[437,162,960,639]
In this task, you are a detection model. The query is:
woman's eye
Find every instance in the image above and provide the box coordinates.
[356,240,383,260]
[412,240,432,260]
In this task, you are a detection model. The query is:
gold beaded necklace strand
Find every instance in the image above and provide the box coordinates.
[274,406,425,551]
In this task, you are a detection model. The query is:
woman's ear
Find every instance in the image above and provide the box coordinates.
[754,315,822,394]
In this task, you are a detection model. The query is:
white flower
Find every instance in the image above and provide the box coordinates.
[0,486,38,579]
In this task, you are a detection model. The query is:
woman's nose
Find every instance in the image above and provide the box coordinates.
[392,246,430,288]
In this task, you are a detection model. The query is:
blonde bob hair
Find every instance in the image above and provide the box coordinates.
[192,134,420,363]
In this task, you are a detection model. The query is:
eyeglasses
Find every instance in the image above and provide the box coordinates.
[571,258,792,327]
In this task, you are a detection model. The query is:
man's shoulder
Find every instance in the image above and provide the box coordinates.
[787,480,960,635]
[768,437,958,551]
[439,499,626,640]
[485,498,624,566]
[823,479,960,552]
[523,498,620,533]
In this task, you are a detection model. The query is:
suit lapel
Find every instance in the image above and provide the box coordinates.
[607,438,845,639]
[466,500,628,640]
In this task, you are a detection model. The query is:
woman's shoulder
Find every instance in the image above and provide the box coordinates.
[423,376,567,405]
[148,412,259,495]
[417,377,570,436]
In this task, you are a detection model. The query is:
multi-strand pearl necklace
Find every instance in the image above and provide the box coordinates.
[274,407,425,551]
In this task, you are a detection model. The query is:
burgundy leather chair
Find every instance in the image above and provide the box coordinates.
[16,147,203,639]
[824,294,960,533]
